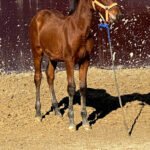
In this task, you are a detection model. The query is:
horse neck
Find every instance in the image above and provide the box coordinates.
[72,0,92,31]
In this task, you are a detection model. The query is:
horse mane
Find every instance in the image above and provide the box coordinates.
[68,0,79,15]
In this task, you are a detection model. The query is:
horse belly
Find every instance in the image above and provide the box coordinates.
[44,48,63,61]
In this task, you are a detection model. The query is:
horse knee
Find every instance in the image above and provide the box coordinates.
[67,84,76,97]
[34,73,42,85]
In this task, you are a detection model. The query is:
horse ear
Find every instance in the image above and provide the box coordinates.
[68,0,79,15]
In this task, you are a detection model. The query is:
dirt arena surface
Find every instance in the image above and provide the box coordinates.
[0,67,150,150]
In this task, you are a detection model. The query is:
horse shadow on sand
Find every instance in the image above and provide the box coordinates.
[58,88,150,133]
[44,88,150,135]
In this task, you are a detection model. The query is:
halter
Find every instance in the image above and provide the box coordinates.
[92,0,118,22]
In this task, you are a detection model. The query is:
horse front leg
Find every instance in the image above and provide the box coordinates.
[46,61,61,116]
[66,60,76,131]
[79,57,91,130]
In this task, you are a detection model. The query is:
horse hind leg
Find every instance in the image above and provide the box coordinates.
[46,61,61,116]
[33,47,43,122]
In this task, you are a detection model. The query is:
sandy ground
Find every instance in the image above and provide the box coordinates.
[0,67,150,150]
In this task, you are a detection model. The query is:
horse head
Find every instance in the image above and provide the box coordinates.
[91,0,122,23]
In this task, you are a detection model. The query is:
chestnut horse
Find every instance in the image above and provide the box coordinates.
[29,0,121,131]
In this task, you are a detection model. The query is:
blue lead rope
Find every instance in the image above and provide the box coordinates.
[98,23,111,42]
[98,23,129,135]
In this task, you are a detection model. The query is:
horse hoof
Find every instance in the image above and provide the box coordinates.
[83,124,91,131]
[35,116,42,122]
[69,125,76,131]
[55,110,62,117]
